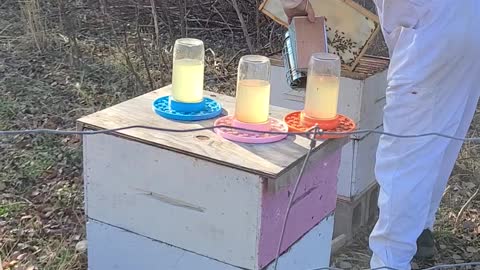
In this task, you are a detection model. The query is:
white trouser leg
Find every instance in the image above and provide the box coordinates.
[369,1,480,269]
[370,83,461,270]
[426,94,479,230]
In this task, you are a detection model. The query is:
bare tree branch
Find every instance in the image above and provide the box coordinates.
[230,0,254,53]
[150,0,160,46]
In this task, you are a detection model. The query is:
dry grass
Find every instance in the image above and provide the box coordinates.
[18,0,47,52]
[0,0,478,269]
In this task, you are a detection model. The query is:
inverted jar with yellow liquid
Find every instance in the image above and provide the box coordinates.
[171,38,205,103]
[234,55,271,124]
[304,53,341,120]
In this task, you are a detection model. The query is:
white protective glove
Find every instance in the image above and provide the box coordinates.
[280,0,316,23]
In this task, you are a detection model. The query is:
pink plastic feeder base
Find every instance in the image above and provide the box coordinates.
[214,116,288,144]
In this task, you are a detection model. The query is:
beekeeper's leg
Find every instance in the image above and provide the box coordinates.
[426,90,480,230]
[371,85,479,269]
[369,1,480,269]
[370,86,450,269]
[424,0,480,232]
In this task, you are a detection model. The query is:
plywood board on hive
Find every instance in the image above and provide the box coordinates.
[77,86,337,178]
[290,16,328,70]
[260,0,380,71]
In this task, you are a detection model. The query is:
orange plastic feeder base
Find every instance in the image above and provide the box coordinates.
[284,111,356,139]
[300,112,340,131]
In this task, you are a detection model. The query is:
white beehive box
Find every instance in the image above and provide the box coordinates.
[268,57,388,199]
[78,86,348,270]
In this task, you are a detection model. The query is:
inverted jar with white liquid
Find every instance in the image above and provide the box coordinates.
[303,53,341,121]
[171,38,205,104]
[283,48,356,138]
[214,55,289,144]
[153,37,224,121]
[234,55,271,124]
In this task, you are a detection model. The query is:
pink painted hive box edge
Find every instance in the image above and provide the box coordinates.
[257,148,342,268]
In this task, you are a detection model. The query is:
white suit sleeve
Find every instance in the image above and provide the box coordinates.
[280,0,303,9]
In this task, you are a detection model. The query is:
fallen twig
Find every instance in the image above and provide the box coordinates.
[454,186,479,229]
[226,48,246,67]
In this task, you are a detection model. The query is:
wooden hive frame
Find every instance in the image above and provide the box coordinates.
[270,53,389,80]
[259,0,390,79]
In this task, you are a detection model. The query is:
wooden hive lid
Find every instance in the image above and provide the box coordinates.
[77,86,345,179]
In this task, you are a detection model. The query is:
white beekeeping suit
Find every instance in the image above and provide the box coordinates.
[280,0,480,269]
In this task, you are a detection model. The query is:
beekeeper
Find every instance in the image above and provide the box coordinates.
[280,0,480,269]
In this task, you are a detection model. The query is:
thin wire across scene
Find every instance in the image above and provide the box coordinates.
[1,125,480,142]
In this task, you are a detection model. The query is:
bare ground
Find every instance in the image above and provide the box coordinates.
[0,1,478,269]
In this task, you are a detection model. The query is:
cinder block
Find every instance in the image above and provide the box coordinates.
[333,183,379,239]
[337,128,382,199]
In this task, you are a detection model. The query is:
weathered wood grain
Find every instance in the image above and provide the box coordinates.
[77,86,333,178]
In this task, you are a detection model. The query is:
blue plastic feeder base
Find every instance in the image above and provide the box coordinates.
[169,98,205,113]
[152,96,223,121]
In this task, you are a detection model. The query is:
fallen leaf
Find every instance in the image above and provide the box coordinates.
[467,246,478,253]
[75,240,87,252]
[452,254,462,260]
[26,266,36,270]
[338,261,352,269]
[464,220,476,230]
[45,170,58,180]
[11,252,20,259]
[17,243,31,250]
[41,207,54,213]
[16,253,28,260]
[439,244,447,250]
[465,182,476,189]
[456,164,467,172]
[20,215,33,221]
